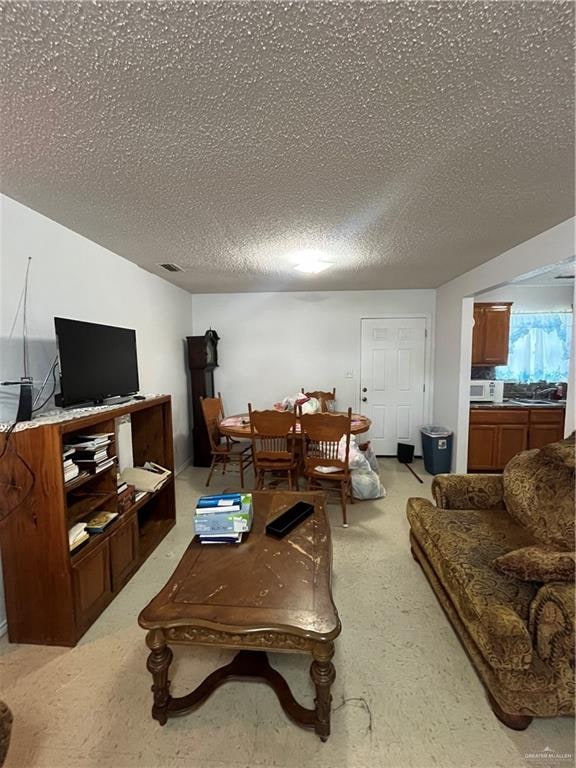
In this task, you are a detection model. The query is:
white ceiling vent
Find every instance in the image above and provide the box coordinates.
[157,263,185,273]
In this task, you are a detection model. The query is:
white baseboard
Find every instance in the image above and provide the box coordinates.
[175,456,194,476]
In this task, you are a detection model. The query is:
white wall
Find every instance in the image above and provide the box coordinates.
[434,217,575,472]
[0,195,194,634]
[476,284,573,312]
[0,195,193,466]
[191,289,435,417]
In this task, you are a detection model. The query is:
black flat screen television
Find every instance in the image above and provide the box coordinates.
[55,317,139,407]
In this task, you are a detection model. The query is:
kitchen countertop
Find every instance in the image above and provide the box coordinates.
[470,400,566,410]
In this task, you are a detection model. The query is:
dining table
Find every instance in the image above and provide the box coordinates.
[219,411,371,440]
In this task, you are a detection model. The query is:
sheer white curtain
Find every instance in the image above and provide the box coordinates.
[496,312,572,383]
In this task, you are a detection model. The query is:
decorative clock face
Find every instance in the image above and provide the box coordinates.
[204,330,219,367]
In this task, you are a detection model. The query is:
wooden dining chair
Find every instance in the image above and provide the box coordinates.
[248,404,300,490]
[301,388,336,413]
[300,407,353,527]
[200,394,253,488]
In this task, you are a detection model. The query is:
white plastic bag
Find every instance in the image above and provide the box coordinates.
[351,469,386,500]
[360,441,379,473]
[339,435,370,471]
[279,393,320,414]
[300,397,320,415]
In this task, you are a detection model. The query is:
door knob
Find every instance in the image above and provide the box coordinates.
[362,397,368,402]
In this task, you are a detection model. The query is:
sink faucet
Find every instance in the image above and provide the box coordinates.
[532,387,558,400]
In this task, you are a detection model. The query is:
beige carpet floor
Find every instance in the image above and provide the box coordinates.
[0,459,573,768]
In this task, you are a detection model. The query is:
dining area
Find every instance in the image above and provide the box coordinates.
[199,390,374,526]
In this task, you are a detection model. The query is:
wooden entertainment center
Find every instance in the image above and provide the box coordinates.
[0,396,175,646]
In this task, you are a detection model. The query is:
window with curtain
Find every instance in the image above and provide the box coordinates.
[496,312,573,382]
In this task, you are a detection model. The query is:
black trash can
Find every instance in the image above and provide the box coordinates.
[420,426,453,475]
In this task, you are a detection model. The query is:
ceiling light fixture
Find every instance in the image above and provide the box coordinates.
[291,248,334,275]
[294,261,333,274]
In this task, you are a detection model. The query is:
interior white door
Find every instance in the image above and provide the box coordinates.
[360,317,427,455]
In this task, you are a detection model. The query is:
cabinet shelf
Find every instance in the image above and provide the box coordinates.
[70,509,127,563]
[125,477,173,516]
[64,463,116,492]
[138,517,175,564]
[67,491,118,527]
[64,471,93,492]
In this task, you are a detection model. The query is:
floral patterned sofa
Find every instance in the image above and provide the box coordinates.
[407,433,575,730]
[0,701,12,766]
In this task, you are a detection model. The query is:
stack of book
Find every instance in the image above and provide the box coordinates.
[68,523,89,551]
[85,511,118,533]
[63,447,80,483]
[194,493,253,544]
[64,433,115,475]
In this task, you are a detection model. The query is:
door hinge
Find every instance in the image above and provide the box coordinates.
[425,329,428,338]
[423,383,426,392]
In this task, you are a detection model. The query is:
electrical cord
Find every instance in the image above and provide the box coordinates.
[0,422,17,461]
[32,363,58,413]
[32,356,59,410]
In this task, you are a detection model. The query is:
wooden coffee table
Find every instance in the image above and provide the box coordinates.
[138,491,341,741]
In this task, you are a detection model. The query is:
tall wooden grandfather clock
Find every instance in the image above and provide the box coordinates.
[187,329,219,467]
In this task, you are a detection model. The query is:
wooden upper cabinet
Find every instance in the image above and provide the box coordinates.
[472,303,512,366]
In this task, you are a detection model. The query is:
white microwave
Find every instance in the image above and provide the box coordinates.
[470,380,504,403]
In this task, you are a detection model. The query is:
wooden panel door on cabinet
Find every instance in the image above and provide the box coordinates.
[529,423,564,449]
[528,409,565,449]
[472,303,512,366]
[496,425,528,468]
[72,539,112,635]
[110,514,139,591]
[482,306,512,364]
[468,424,499,470]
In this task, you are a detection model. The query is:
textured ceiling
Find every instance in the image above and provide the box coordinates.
[1,1,574,293]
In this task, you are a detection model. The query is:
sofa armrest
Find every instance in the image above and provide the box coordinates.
[432,474,504,510]
[529,583,575,669]
[0,701,13,768]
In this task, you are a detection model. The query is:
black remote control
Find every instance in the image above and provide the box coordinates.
[265,501,315,539]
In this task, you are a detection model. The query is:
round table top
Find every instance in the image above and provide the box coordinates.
[219,412,371,439]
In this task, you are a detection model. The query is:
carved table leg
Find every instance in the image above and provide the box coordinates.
[146,629,173,725]
[310,641,336,742]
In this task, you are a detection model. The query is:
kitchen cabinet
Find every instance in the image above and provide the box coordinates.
[468,407,565,471]
[472,303,512,366]
[468,409,528,470]
[110,512,139,591]
[528,409,565,449]
[72,538,113,636]
[468,424,500,470]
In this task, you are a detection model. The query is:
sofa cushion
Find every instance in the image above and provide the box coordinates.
[503,446,575,549]
[494,546,576,583]
[407,500,537,671]
[540,431,576,469]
